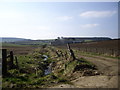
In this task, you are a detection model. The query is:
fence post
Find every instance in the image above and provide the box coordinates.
[9,51,14,69]
[2,49,7,76]
[111,49,114,56]
[95,48,98,53]
[86,47,88,52]
[67,43,76,61]
[15,56,19,69]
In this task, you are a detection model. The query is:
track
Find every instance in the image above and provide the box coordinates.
[52,53,119,88]
[77,53,118,76]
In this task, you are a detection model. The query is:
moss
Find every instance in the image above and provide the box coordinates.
[64,60,78,75]
[8,69,19,75]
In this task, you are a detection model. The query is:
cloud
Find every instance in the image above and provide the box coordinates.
[35,26,50,30]
[80,24,99,29]
[56,16,73,21]
[79,11,117,18]
[0,12,24,19]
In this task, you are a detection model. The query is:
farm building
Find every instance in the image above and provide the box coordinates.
[51,37,111,45]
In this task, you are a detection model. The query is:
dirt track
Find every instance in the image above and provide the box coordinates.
[52,53,119,88]
[77,54,118,76]
[72,53,118,88]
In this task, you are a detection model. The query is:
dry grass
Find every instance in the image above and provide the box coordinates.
[2,46,38,55]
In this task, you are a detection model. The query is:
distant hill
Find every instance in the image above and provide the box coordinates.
[51,37,112,45]
[0,37,54,45]
[0,37,31,42]
[14,40,54,45]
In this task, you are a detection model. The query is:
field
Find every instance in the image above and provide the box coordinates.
[1,39,119,88]
[2,44,39,55]
[56,39,120,58]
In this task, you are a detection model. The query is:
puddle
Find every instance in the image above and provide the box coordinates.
[42,55,52,75]
[43,55,48,61]
[44,63,52,75]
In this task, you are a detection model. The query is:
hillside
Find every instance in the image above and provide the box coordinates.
[0,37,54,45]
[70,39,119,49]
[55,39,120,58]
[14,40,54,45]
[0,37,31,42]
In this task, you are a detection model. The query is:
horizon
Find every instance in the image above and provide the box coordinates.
[0,2,118,40]
[0,36,117,40]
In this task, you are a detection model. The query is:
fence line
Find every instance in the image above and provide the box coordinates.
[2,49,18,77]
[77,47,120,57]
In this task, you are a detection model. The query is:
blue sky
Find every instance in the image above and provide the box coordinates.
[0,2,118,40]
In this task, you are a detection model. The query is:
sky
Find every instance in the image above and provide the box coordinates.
[0,2,118,40]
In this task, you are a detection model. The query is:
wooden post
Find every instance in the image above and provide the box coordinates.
[9,51,14,69]
[2,49,7,76]
[15,56,19,69]
[35,67,37,76]
[86,48,87,52]
[111,49,114,56]
[64,51,68,60]
[95,48,98,53]
[56,50,60,57]
[67,43,76,61]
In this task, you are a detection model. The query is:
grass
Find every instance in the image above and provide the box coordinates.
[64,60,78,75]
[64,57,96,76]
[2,45,98,88]
[3,70,70,88]
[2,42,28,47]
[75,49,120,60]
[2,46,71,88]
